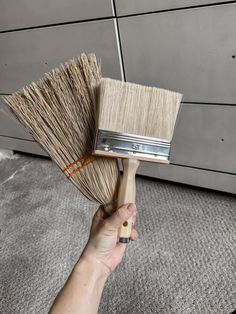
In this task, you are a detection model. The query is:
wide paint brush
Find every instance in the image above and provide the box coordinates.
[94,78,182,242]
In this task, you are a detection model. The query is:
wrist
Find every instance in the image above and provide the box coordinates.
[51,253,108,314]
[74,254,110,282]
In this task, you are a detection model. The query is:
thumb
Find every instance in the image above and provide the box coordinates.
[105,203,136,230]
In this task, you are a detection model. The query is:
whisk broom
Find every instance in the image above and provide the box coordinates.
[3,53,119,206]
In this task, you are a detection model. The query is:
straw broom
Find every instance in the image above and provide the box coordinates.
[4,54,119,206]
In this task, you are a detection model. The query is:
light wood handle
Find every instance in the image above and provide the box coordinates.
[117,158,140,243]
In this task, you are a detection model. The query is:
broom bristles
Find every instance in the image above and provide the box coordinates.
[4,54,119,205]
[98,78,183,141]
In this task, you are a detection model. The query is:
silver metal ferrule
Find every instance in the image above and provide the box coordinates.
[95,129,171,161]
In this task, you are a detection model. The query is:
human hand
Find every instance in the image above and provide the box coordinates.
[80,203,138,275]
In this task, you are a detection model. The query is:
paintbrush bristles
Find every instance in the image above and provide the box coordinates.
[98,78,182,141]
[4,54,119,205]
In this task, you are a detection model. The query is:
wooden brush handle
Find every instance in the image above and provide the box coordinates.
[118,158,140,243]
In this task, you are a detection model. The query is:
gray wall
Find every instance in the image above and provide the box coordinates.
[0,1,235,193]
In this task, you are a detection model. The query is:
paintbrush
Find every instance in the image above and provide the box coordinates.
[94,78,183,242]
[4,54,119,207]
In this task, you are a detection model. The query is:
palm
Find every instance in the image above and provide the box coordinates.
[83,205,137,273]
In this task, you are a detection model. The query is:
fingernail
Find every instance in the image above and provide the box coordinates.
[127,203,136,212]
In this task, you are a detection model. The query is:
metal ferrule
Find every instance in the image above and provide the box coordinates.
[95,129,171,161]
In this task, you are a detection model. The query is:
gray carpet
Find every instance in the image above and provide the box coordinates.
[0,153,235,314]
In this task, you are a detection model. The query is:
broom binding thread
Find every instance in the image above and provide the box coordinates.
[63,154,94,178]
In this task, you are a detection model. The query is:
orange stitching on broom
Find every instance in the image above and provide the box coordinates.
[63,154,94,178]
[63,154,89,171]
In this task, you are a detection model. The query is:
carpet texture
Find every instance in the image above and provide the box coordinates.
[0,154,235,314]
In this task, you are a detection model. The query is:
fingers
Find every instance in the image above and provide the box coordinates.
[132,212,137,225]
[91,204,138,242]
[105,203,136,231]
[93,206,110,221]
[91,205,110,233]
[130,228,138,241]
